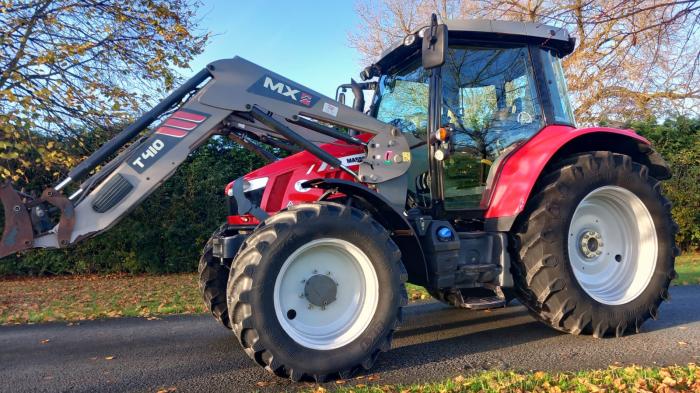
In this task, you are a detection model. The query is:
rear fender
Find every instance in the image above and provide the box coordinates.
[304,178,430,287]
[484,125,671,231]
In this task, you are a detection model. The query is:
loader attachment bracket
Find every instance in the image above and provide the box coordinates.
[0,182,34,257]
[1,183,75,258]
[39,188,75,247]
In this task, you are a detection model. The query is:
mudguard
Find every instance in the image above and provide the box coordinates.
[484,125,671,231]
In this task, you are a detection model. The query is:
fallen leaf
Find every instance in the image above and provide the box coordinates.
[454,375,465,383]
[104,356,115,360]
[40,339,50,344]
[679,341,689,346]
[662,376,677,387]
[335,380,346,384]
[255,382,269,387]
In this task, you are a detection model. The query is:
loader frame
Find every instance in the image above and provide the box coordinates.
[1,58,414,257]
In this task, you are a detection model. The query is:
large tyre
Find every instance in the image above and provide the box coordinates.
[198,229,231,329]
[511,151,677,338]
[227,202,408,382]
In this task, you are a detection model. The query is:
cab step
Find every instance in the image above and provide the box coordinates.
[457,296,506,310]
[443,288,507,310]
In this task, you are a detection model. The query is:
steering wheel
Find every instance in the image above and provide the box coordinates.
[517,111,533,125]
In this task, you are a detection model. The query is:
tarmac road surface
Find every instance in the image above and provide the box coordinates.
[1,285,698,392]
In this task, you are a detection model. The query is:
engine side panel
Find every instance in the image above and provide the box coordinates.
[225,138,368,224]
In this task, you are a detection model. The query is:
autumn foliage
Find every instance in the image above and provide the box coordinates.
[0,0,208,183]
[349,0,700,124]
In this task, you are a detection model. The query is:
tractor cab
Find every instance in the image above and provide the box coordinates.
[363,19,576,220]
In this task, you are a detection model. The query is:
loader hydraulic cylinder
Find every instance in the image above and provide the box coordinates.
[249,106,343,169]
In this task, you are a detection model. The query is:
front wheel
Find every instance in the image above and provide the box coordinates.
[511,152,677,338]
[227,202,407,382]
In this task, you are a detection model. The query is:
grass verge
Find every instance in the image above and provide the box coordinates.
[0,273,431,324]
[676,253,700,285]
[0,253,697,325]
[0,273,206,324]
[308,364,700,393]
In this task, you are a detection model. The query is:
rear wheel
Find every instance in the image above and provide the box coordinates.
[511,152,677,337]
[227,202,407,382]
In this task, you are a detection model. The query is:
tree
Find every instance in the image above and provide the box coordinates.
[1,136,267,276]
[0,0,208,182]
[632,116,700,251]
[349,0,700,124]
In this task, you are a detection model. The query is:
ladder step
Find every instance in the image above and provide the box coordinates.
[458,264,500,272]
[458,296,506,310]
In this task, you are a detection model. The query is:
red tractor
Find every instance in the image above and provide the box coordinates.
[1,17,677,382]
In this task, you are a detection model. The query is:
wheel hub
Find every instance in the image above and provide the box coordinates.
[304,273,338,308]
[579,230,603,259]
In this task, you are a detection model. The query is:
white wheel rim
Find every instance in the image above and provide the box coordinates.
[567,186,657,305]
[273,238,379,350]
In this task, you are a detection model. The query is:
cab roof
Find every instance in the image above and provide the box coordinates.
[374,19,575,75]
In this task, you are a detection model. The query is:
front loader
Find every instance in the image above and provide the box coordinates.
[1,16,677,382]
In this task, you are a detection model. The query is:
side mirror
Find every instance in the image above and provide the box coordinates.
[422,14,447,69]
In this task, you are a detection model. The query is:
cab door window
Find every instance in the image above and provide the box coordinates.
[441,45,544,210]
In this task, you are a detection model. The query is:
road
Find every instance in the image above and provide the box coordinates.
[1,285,699,393]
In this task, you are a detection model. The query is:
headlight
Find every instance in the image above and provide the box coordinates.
[403,34,416,46]
[243,177,268,193]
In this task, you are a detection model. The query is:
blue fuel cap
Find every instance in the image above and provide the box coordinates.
[437,226,454,242]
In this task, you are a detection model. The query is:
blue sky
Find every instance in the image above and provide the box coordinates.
[187,1,366,98]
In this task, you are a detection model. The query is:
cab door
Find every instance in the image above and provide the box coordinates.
[437,44,545,211]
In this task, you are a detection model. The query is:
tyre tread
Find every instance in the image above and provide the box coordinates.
[227,202,407,382]
[511,151,677,337]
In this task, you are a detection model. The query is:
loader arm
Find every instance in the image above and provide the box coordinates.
[0,56,412,257]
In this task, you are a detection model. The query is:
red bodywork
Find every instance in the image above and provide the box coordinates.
[483,125,651,219]
[224,136,369,225]
[226,125,652,226]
